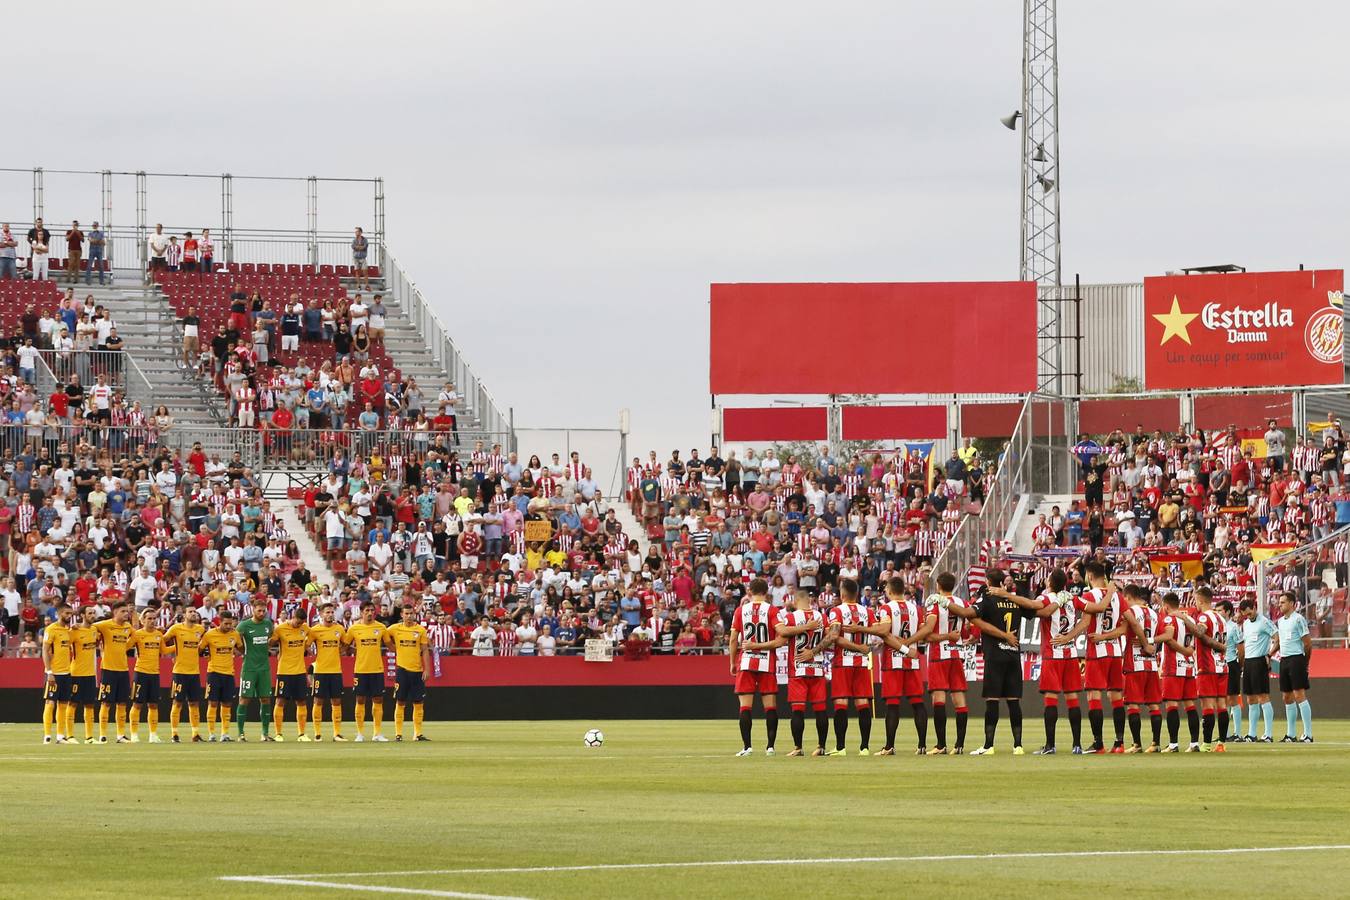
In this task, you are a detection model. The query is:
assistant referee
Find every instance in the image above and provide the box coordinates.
[1273,592,1314,743]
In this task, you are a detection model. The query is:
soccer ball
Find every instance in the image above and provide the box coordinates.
[583,729,604,748]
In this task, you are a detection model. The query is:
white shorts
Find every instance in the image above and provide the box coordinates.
[460,555,478,570]
[281,334,299,351]
[237,408,255,427]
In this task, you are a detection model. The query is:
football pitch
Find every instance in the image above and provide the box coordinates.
[5,719,1350,899]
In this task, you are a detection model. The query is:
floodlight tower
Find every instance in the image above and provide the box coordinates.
[1002,0,1062,393]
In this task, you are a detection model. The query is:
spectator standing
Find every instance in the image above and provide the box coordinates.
[1264,420,1287,473]
[352,226,370,289]
[64,220,85,283]
[0,223,17,279]
[27,219,51,281]
[198,228,214,275]
[86,222,106,284]
[146,223,169,272]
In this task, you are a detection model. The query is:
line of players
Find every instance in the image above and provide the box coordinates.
[729,562,1314,756]
[40,597,434,745]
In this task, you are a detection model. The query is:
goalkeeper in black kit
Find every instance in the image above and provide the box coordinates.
[969,569,1030,756]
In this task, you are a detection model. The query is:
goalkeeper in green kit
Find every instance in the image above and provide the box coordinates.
[236,599,276,741]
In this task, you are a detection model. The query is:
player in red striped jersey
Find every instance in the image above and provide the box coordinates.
[923,571,974,755]
[767,590,831,756]
[867,576,931,755]
[1058,562,1127,753]
[1118,585,1162,753]
[1003,568,1082,755]
[825,578,874,756]
[1155,592,1201,752]
[728,578,779,757]
[1191,586,1229,752]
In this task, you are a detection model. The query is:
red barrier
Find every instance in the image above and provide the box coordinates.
[710,282,1037,394]
[1078,397,1181,435]
[1193,393,1293,430]
[721,407,828,442]
[7,651,1350,689]
[841,405,947,440]
[1144,269,1344,390]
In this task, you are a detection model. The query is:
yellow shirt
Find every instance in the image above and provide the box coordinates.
[343,622,386,674]
[131,628,164,676]
[95,619,134,672]
[164,622,206,676]
[308,623,346,674]
[384,622,429,673]
[201,628,245,676]
[43,622,73,675]
[525,547,543,571]
[70,625,100,677]
[273,622,310,676]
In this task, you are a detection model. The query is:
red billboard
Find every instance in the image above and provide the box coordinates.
[1144,270,1344,390]
[710,282,1038,395]
[841,404,947,440]
[721,407,828,442]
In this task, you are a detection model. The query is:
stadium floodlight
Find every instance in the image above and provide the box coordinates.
[1036,174,1055,191]
[1000,111,1022,130]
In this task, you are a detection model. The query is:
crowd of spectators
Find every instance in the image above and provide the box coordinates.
[1015,419,1350,635]
[0,219,109,284]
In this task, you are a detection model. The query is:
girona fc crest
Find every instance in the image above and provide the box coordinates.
[1304,294,1344,365]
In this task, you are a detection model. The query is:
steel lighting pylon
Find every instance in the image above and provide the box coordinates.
[1016,0,1063,392]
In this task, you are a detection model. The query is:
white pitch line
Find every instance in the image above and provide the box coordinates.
[219,875,529,900]
[257,844,1350,880]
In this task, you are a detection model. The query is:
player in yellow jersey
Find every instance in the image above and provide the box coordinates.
[129,608,166,743]
[201,611,245,742]
[69,607,101,743]
[41,603,75,744]
[384,604,432,741]
[344,601,389,741]
[270,605,312,741]
[164,609,207,743]
[307,601,348,741]
[94,601,135,743]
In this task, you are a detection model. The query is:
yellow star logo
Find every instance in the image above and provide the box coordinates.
[1153,295,1198,345]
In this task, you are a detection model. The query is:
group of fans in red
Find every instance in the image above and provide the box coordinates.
[729,561,1286,757]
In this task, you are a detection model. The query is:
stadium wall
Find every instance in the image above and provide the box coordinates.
[5,656,1350,720]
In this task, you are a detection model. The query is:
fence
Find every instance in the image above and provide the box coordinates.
[512,427,628,499]
[1257,526,1350,643]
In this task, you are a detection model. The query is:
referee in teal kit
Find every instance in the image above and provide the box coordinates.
[1272,592,1314,743]
[1237,598,1277,742]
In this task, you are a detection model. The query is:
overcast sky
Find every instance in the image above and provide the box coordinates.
[5,1,1348,475]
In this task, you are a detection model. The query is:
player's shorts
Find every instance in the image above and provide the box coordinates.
[70,675,98,705]
[44,673,72,702]
[1197,673,1227,698]
[1124,671,1162,705]
[830,666,872,701]
[98,671,131,705]
[133,672,160,705]
[1226,663,1242,696]
[394,667,426,702]
[927,657,968,693]
[312,673,344,700]
[206,672,239,704]
[1162,676,1198,702]
[239,668,273,699]
[881,669,924,702]
[354,672,386,697]
[1278,654,1310,693]
[982,655,1023,699]
[171,673,203,703]
[1084,657,1125,692]
[1242,657,1272,696]
[788,675,827,711]
[733,669,776,695]
[1039,657,1083,694]
[276,673,310,701]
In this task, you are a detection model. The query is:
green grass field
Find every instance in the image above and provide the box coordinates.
[5,719,1350,899]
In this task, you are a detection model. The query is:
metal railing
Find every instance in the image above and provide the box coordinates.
[1256,525,1349,638]
[379,243,511,440]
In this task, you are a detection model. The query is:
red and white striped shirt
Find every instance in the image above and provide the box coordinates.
[926,594,967,662]
[1037,591,1079,660]
[1156,612,1195,677]
[1195,609,1227,675]
[1075,587,1123,659]
[1125,603,1159,673]
[827,602,872,668]
[879,598,922,671]
[427,622,455,653]
[732,600,777,673]
[779,608,825,678]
